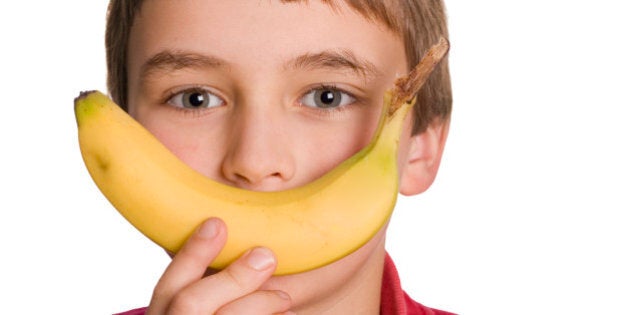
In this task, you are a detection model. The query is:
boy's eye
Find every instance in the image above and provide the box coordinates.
[300,87,355,109]
[168,89,224,109]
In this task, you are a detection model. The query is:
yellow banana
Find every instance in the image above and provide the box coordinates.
[75,38,448,275]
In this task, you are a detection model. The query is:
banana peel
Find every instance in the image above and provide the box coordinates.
[75,37,449,275]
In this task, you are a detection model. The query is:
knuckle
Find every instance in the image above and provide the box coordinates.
[223,267,252,291]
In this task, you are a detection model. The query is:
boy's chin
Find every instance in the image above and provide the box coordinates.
[256,225,389,310]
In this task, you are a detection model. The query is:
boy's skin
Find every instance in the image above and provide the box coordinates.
[125,1,449,314]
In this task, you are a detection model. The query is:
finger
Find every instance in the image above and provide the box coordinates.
[167,247,277,314]
[215,290,292,315]
[147,218,226,314]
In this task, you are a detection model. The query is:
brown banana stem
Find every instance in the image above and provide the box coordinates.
[389,37,450,115]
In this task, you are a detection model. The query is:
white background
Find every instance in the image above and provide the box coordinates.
[1,1,628,314]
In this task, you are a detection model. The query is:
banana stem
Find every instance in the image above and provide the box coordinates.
[389,37,450,116]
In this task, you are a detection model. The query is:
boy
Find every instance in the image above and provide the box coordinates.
[106,0,453,314]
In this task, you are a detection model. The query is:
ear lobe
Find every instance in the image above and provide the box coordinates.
[398,119,450,196]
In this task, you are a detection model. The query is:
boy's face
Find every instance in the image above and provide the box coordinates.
[127,0,410,190]
[126,0,420,309]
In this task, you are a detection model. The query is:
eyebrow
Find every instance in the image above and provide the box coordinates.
[285,49,381,79]
[139,49,381,82]
[140,50,228,81]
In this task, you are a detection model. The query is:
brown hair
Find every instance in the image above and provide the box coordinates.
[105,0,451,134]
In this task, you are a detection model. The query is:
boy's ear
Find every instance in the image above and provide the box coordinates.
[399,118,450,196]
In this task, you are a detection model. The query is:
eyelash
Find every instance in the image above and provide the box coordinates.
[161,85,223,117]
[299,84,359,114]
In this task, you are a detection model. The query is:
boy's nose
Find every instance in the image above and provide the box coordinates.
[221,105,295,191]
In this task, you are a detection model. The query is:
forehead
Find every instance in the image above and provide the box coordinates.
[127,0,406,76]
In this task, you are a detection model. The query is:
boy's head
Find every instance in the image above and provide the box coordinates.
[103,1,450,311]
[106,0,451,135]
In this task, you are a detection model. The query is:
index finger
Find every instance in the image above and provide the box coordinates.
[148,218,227,312]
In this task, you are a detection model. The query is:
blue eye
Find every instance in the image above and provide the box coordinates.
[301,86,355,109]
[168,89,224,109]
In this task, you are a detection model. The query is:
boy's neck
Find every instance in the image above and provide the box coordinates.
[293,236,387,314]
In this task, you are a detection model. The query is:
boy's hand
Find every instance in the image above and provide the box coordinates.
[146,218,293,315]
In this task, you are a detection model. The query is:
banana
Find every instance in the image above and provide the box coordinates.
[75,38,448,275]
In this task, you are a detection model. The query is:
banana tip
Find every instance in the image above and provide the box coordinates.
[74,90,100,126]
[74,90,98,104]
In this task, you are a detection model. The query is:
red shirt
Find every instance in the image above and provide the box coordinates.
[115,254,455,315]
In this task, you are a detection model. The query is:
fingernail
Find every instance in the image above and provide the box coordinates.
[197,218,219,239]
[246,247,275,271]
